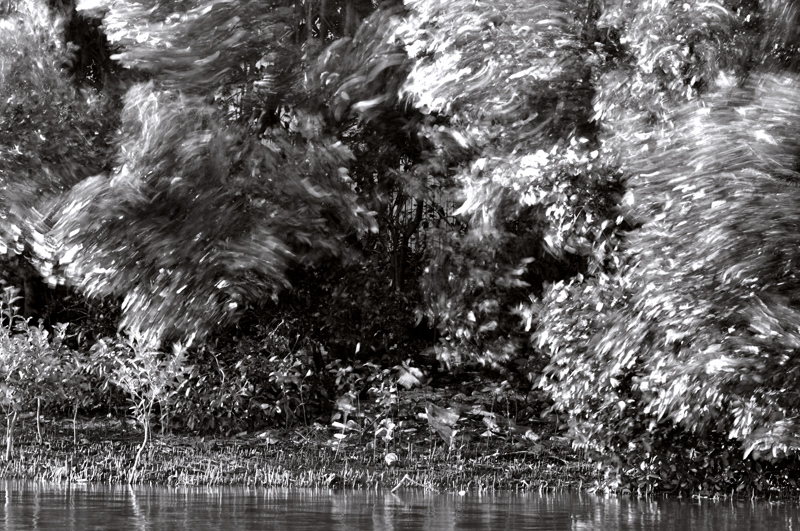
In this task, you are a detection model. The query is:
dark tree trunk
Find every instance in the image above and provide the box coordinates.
[392,199,423,292]
[583,0,599,44]
[319,0,328,42]
[344,0,358,37]
[17,254,42,321]
[306,0,315,44]
[295,0,306,44]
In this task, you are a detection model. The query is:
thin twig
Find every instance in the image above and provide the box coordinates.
[391,473,439,493]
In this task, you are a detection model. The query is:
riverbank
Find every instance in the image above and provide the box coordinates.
[3,381,799,499]
[3,411,799,499]
[0,378,606,491]
[0,419,598,491]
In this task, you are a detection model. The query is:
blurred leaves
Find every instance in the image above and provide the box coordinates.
[404,0,623,367]
[307,6,409,124]
[0,0,113,248]
[49,80,373,341]
[79,0,295,94]
[537,0,800,489]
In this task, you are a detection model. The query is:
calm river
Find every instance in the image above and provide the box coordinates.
[0,481,796,530]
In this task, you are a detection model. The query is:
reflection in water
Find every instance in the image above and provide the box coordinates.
[0,481,796,530]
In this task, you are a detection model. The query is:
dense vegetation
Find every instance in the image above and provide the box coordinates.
[2,0,800,494]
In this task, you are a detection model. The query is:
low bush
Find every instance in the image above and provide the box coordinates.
[169,328,326,434]
[0,288,77,457]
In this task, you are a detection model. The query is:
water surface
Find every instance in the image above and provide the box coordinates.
[0,481,796,530]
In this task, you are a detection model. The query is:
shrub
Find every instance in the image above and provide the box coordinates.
[0,287,74,458]
[93,333,189,471]
[170,327,326,434]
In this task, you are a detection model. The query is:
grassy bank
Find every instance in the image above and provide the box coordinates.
[0,415,601,492]
[2,403,798,499]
